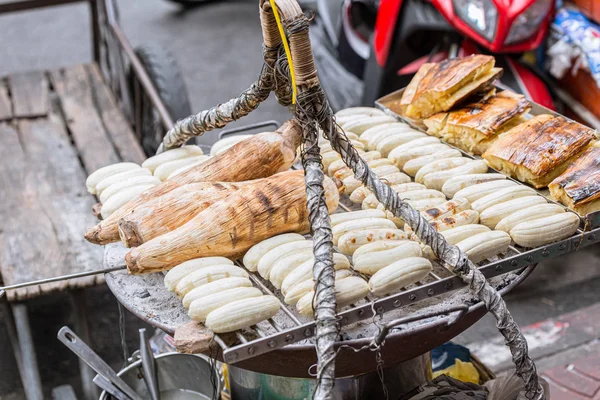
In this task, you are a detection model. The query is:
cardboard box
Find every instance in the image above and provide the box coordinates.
[570,0,600,24]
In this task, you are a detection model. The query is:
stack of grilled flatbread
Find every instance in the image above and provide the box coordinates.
[483,114,597,188]
[393,55,503,120]
[423,91,530,155]
[549,146,600,215]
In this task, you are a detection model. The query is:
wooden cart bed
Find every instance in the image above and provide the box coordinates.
[0,63,145,301]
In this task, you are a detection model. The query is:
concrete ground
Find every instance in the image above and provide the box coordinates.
[0,0,598,398]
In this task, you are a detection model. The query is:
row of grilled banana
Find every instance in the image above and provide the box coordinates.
[85,145,212,218]
[241,226,434,317]
[331,107,581,254]
[163,256,280,333]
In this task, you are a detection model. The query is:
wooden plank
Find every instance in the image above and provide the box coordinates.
[49,64,120,174]
[87,64,146,164]
[0,113,104,301]
[0,80,12,121]
[8,71,48,118]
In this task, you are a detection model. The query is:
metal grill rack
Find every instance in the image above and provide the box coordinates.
[201,95,600,364]
[104,102,600,367]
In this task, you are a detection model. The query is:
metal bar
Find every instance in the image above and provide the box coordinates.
[235,332,248,344]
[12,304,44,400]
[88,0,100,64]
[0,266,126,293]
[0,0,83,14]
[70,290,99,400]
[219,120,281,139]
[222,225,600,363]
[1,301,25,381]
[108,23,175,130]
[212,334,229,350]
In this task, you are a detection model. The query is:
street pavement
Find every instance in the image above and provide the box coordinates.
[0,0,598,398]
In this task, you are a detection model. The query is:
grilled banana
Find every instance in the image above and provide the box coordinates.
[361,124,414,148]
[99,176,161,203]
[343,116,397,134]
[496,203,566,233]
[338,228,407,255]
[269,250,315,289]
[369,257,432,296]
[430,209,480,231]
[374,131,427,155]
[182,277,252,309]
[335,107,386,118]
[510,212,580,248]
[353,240,422,275]
[175,265,249,297]
[422,160,489,191]
[243,233,305,272]
[332,218,397,245]
[296,277,369,316]
[470,186,537,213]
[407,198,447,211]
[164,257,234,292]
[330,210,386,226]
[479,196,547,229]
[94,168,151,196]
[452,179,518,203]
[142,145,204,173]
[441,173,508,198]
[284,270,353,306]
[281,253,350,295]
[399,189,446,202]
[421,198,471,222]
[403,149,463,177]
[328,151,382,176]
[188,287,263,322]
[257,240,313,279]
[440,224,491,245]
[205,295,280,333]
[86,162,142,194]
[154,155,210,181]
[414,157,471,184]
[456,230,511,263]
[100,184,155,219]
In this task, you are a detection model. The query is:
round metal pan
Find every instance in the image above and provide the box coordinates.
[104,244,535,378]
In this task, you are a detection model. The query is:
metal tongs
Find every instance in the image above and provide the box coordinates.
[139,328,160,400]
[58,326,141,400]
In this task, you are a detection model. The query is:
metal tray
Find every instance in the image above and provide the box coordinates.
[375,87,600,229]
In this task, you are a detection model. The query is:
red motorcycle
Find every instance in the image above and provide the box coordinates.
[311,0,555,110]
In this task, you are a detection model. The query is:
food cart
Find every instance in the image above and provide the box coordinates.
[4,0,600,399]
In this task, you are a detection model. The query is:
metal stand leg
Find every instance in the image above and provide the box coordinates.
[70,290,98,400]
[10,303,44,400]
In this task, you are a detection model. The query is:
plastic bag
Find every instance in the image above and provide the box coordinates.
[485,371,550,400]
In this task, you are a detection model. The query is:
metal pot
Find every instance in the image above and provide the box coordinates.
[227,353,431,400]
[99,352,220,400]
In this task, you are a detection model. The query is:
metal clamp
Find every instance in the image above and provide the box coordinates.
[218,120,281,139]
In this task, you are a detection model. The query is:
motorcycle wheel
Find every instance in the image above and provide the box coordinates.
[130,45,192,156]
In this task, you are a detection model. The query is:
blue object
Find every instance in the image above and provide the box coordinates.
[553,7,600,85]
[431,342,472,371]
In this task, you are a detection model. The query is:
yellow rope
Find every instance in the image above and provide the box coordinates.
[269,0,297,104]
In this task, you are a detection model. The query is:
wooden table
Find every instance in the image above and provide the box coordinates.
[0,63,145,399]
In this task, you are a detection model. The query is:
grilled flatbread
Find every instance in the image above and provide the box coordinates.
[483,114,596,188]
[404,55,502,120]
[423,91,530,154]
[389,63,436,116]
[549,146,600,215]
